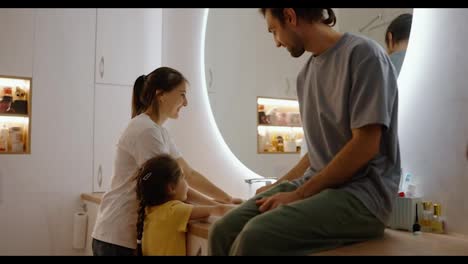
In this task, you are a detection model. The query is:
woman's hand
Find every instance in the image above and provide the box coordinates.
[255,191,302,213]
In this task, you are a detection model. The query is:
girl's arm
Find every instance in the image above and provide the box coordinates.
[190,204,236,220]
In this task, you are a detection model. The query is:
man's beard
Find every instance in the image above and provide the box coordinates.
[288,46,305,58]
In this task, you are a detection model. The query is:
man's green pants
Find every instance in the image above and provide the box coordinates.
[208,182,385,255]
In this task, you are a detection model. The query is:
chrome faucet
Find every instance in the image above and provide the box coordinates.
[244,177,278,186]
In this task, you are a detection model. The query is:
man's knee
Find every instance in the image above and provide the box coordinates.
[208,218,224,241]
[208,214,236,241]
[231,220,270,255]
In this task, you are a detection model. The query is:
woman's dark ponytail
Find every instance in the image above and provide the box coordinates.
[132,75,146,118]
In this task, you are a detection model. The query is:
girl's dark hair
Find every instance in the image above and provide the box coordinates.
[260,8,336,27]
[132,67,188,118]
[134,154,182,256]
[385,13,413,47]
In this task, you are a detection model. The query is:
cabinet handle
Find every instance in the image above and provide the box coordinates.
[97,165,103,188]
[99,56,104,79]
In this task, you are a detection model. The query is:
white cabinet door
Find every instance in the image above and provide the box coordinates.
[0,9,35,77]
[186,234,208,256]
[33,8,96,193]
[95,8,162,86]
[93,84,132,192]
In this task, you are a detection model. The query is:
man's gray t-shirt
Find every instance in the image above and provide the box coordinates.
[390,50,406,76]
[292,32,401,224]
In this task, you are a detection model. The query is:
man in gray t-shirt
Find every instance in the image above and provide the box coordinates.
[385,13,412,76]
[291,31,401,225]
[209,8,401,256]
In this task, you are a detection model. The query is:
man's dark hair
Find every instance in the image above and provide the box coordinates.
[260,8,336,27]
[385,13,413,46]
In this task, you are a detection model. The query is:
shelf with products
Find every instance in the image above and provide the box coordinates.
[0,75,31,154]
[0,113,29,118]
[257,96,304,154]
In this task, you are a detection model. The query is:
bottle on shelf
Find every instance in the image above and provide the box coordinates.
[270,133,278,152]
[0,123,9,152]
[284,134,297,152]
[9,126,23,152]
[276,135,284,152]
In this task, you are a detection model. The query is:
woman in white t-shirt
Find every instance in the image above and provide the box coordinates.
[91,67,242,256]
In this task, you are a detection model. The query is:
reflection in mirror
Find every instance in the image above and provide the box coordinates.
[205,8,308,178]
[336,8,413,76]
[205,8,412,178]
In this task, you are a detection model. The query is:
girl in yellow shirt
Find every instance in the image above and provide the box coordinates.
[134,154,235,256]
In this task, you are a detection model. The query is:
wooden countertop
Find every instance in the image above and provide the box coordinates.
[314,229,468,256]
[81,192,103,205]
[81,193,468,255]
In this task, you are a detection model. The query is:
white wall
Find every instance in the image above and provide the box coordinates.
[0,9,95,255]
[399,9,468,235]
[162,9,258,199]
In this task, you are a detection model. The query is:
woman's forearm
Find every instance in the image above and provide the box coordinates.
[177,157,232,202]
[189,170,231,202]
[186,187,219,205]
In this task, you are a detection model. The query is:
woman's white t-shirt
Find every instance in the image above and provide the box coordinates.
[92,113,181,249]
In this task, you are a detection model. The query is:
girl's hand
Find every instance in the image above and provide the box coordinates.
[229,197,244,204]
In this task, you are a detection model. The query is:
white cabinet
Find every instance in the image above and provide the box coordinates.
[93,84,132,192]
[92,9,162,192]
[95,8,162,86]
[187,234,208,256]
[33,8,96,191]
[0,9,35,77]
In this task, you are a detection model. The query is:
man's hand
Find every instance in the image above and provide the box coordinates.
[255,191,302,213]
[255,184,274,195]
